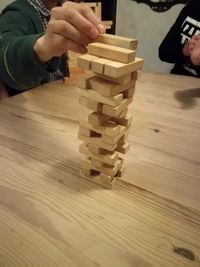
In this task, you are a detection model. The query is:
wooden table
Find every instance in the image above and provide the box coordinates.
[0,73,200,267]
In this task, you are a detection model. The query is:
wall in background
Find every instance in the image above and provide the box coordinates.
[116,0,184,73]
[0,0,13,11]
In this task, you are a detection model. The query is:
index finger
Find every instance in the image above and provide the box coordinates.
[78,3,105,34]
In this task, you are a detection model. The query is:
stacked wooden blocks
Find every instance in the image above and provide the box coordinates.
[77,34,144,189]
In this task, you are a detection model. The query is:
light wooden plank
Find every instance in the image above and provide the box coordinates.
[88,112,110,127]
[88,42,136,63]
[88,76,136,97]
[95,33,138,50]
[78,133,117,151]
[79,126,91,137]
[79,143,119,165]
[123,86,135,98]
[102,97,133,117]
[104,58,144,78]
[111,114,133,127]
[80,120,123,137]
[77,54,99,69]
[78,88,123,107]
[81,157,123,177]
[116,143,131,154]
[91,58,110,74]
[95,72,133,85]
[101,126,129,146]
[76,73,95,89]
[80,169,116,189]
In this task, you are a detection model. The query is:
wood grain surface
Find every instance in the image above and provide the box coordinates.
[0,73,200,267]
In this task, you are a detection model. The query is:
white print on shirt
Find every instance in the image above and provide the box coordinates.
[181,16,200,45]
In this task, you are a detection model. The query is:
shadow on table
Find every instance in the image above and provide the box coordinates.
[174,87,200,109]
[47,158,107,194]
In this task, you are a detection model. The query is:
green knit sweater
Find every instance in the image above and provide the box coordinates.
[0,0,64,92]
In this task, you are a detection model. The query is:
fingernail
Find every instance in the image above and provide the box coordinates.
[98,23,105,34]
[89,28,98,39]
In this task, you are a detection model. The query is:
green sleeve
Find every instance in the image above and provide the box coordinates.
[0,10,49,91]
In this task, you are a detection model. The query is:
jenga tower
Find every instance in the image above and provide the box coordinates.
[77,34,144,189]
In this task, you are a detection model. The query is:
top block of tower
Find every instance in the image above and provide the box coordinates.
[95,34,138,50]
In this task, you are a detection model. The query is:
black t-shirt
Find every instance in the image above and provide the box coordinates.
[159,0,200,77]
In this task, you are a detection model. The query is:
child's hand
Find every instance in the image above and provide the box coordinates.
[182,35,200,57]
[34,1,105,63]
[190,38,200,66]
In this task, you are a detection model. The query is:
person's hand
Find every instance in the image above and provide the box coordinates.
[34,1,105,63]
[182,42,191,57]
[190,38,200,66]
[182,35,200,57]
[182,35,199,57]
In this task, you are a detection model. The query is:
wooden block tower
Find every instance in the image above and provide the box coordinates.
[77,33,144,189]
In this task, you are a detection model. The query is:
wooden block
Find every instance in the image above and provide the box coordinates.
[91,158,122,177]
[80,120,123,137]
[78,54,99,69]
[88,42,136,64]
[87,100,103,112]
[88,76,117,97]
[79,143,119,165]
[88,76,136,97]
[81,168,92,176]
[88,144,119,163]
[90,57,144,78]
[77,73,95,89]
[80,169,116,189]
[79,97,103,112]
[123,87,135,98]
[116,143,130,154]
[79,126,92,137]
[78,133,117,151]
[101,125,128,145]
[96,2,102,19]
[81,158,117,177]
[94,34,138,50]
[102,21,113,30]
[83,2,97,8]
[78,88,123,107]
[102,97,133,117]
[115,108,128,119]
[118,132,129,145]
[88,144,105,154]
[88,112,110,127]
[91,58,111,74]
[84,2,102,19]
[84,69,95,76]
[79,127,102,139]
[81,158,92,170]
[116,158,124,170]
[95,72,132,85]
[79,143,89,156]
[92,158,104,168]
[116,166,125,178]
[111,114,133,127]
[104,58,144,78]
[132,70,142,81]
[99,173,115,185]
